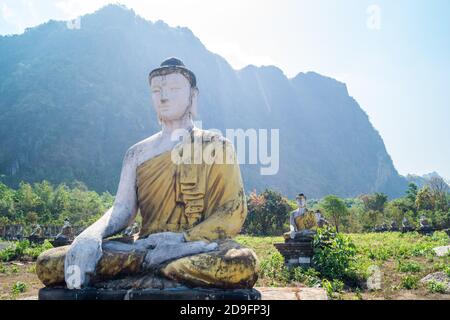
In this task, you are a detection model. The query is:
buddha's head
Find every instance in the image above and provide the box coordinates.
[149,57,198,123]
[296,193,306,208]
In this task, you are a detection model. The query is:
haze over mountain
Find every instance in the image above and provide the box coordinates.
[0,4,408,198]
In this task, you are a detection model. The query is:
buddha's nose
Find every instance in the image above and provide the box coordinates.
[161,89,169,102]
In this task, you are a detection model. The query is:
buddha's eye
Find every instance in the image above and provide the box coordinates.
[152,89,161,94]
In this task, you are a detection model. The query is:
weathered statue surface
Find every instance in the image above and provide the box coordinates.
[36,58,258,291]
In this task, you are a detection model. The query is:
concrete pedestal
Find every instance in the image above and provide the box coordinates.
[38,287,261,300]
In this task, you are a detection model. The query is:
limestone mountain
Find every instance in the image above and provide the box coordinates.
[0,4,407,198]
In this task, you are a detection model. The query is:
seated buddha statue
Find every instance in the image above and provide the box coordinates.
[284,193,318,240]
[36,57,258,291]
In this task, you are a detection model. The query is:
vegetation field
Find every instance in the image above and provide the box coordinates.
[1,232,449,300]
[236,231,450,300]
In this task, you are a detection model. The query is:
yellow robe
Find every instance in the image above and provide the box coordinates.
[136,129,247,242]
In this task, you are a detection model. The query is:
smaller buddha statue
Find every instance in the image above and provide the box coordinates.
[314,209,329,228]
[30,224,44,238]
[52,220,75,247]
[401,217,414,233]
[277,193,317,268]
[419,216,433,235]
[28,224,44,243]
[390,220,399,232]
[285,194,317,241]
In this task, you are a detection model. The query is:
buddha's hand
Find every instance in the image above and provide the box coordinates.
[64,235,103,289]
[140,233,218,269]
[133,231,185,250]
[290,231,296,239]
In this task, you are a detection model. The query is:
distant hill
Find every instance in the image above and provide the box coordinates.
[0,4,408,198]
[406,172,449,189]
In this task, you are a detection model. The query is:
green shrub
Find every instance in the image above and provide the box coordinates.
[0,246,16,262]
[401,275,419,290]
[322,278,345,299]
[427,280,447,294]
[10,265,19,273]
[259,252,290,285]
[23,239,53,259]
[0,239,53,262]
[291,267,321,287]
[445,266,450,278]
[313,226,357,281]
[27,264,36,273]
[397,261,422,273]
[14,240,31,257]
[11,281,27,295]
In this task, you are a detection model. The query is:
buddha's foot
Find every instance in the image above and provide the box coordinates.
[162,240,259,289]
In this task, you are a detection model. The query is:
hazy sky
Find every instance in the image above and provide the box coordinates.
[1,0,449,179]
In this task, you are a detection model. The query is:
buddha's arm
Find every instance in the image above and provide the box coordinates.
[76,147,139,240]
[290,212,298,232]
[184,147,247,242]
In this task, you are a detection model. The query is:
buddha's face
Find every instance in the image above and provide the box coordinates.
[296,196,306,207]
[150,72,196,122]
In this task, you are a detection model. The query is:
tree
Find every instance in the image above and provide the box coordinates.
[0,182,15,220]
[243,189,294,236]
[360,193,388,213]
[428,176,449,211]
[321,195,349,232]
[415,186,434,211]
[14,182,40,223]
[405,183,418,204]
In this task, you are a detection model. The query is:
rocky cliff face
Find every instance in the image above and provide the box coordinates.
[0,4,407,198]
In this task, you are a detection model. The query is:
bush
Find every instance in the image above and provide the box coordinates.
[322,278,345,299]
[10,265,19,273]
[259,254,322,287]
[312,226,357,282]
[0,240,53,262]
[11,281,27,295]
[401,275,419,290]
[291,267,321,287]
[427,280,447,294]
[0,246,16,262]
[243,189,294,236]
[397,261,422,273]
[259,252,290,285]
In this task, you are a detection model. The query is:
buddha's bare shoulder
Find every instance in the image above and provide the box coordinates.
[122,132,163,166]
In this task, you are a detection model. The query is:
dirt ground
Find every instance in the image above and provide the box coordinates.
[0,262,42,300]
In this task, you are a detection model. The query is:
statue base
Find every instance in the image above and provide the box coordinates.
[275,230,315,268]
[38,287,261,300]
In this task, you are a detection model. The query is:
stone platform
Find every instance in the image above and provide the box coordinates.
[38,287,261,300]
[256,287,328,300]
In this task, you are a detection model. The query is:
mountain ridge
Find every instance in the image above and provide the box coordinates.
[0,4,408,198]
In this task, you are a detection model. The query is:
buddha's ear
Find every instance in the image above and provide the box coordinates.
[189,87,199,118]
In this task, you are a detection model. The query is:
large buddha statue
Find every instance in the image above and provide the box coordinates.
[36,58,258,293]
